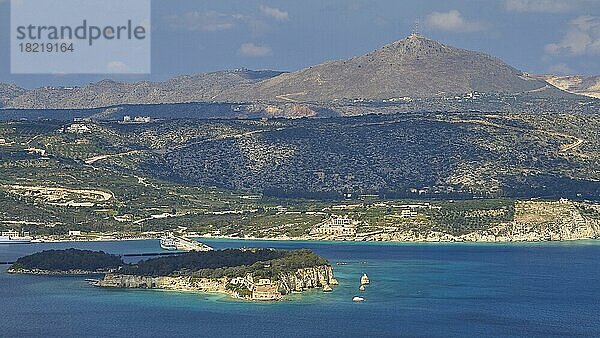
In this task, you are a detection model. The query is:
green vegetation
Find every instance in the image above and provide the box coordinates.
[10,249,122,272]
[226,282,252,298]
[191,249,329,280]
[122,248,327,277]
[9,248,329,279]
[0,113,598,240]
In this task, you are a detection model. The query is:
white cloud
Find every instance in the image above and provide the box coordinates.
[239,43,272,57]
[425,10,484,33]
[545,16,600,56]
[259,5,288,21]
[505,0,570,13]
[165,11,241,32]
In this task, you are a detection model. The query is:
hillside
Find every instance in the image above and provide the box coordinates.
[540,75,600,99]
[225,34,565,102]
[1,35,578,110]
[0,83,26,108]
[6,69,283,109]
[2,112,597,203]
[1,116,599,241]
[8,249,123,274]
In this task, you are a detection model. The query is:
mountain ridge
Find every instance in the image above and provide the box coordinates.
[225,34,561,102]
[0,35,586,110]
[536,74,600,99]
[6,69,284,109]
[0,83,27,108]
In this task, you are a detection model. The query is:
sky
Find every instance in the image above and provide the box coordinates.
[1,0,599,88]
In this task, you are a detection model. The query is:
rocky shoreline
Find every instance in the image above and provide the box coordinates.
[96,265,338,301]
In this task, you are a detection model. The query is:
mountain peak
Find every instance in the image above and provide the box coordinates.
[407,33,430,41]
[376,34,448,57]
[242,35,558,101]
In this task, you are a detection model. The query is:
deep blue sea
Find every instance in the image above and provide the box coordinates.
[1,239,599,337]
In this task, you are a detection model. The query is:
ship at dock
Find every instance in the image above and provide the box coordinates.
[0,230,33,244]
[160,236,178,250]
[160,233,213,252]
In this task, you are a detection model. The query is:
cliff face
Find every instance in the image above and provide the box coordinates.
[277,265,338,294]
[96,264,337,301]
[98,274,228,293]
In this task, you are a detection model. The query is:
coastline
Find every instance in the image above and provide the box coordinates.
[196,234,600,244]
[32,236,159,243]
[26,234,600,245]
[94,263,337,302]
[4,267,325,303]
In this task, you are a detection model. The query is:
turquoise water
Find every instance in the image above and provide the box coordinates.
[1,239,599,337]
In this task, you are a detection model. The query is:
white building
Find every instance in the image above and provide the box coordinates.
[66,124,91,134]
[311,216,359,237]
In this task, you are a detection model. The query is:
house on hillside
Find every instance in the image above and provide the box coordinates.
[310,216,360,237]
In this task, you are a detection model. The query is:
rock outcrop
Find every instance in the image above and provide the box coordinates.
[277,265,338,294]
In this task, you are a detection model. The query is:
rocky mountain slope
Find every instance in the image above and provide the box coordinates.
[539,75,600,98]
[2,35,577,109]
[228,34,563,102]
[6,69,283,109]
[0,83,26,108]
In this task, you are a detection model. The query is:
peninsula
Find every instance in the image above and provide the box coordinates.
[8,248,338,301]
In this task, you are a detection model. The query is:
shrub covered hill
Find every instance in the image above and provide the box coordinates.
[121,248,328,278]
[7,248,329,279]
[8,249,336,301]
[8,249,123,274]
[1,112,599,201]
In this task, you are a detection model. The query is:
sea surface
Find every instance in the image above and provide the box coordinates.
[1,239,599,337]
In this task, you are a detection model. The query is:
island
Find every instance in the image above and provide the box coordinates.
[7,248,122,275]
[8,248,338,301]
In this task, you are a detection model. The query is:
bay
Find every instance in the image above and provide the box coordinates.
[1,239,599,337]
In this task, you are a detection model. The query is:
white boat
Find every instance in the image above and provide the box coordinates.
[360,273,370,285]
[352,296,365,302]
[0,230,32,244]
[160,236,178,250]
